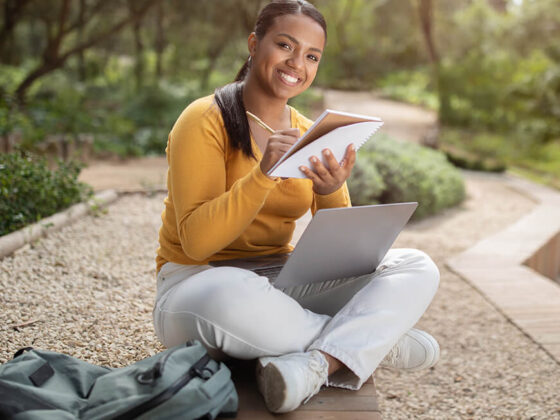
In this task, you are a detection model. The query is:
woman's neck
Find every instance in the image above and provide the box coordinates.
[242,78,290,130]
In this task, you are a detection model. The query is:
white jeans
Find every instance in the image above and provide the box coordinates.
[153,248,439,389]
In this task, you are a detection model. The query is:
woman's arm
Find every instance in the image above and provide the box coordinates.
[311,182,351,214]
[168,101,280,261]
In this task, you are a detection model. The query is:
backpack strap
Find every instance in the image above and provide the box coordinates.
[112,353,212,420]
[13,347,34,358]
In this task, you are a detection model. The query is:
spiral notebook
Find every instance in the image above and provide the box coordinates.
[268,109,384,178]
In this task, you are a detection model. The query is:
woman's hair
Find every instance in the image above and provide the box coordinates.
[214,0,327,159]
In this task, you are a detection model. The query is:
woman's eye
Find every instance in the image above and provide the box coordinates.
[278,42,291,50]
[308,55,319,62]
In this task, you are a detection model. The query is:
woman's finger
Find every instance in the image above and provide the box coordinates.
[321,149,341,171]
[299,165,315,179]
[340,144,356,170]
[309,155,333,180]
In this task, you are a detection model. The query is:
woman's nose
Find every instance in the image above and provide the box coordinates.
[286,52,304,70]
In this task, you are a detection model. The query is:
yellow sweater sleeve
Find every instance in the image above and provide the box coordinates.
[311,182,352,214]
[168,99,280,262]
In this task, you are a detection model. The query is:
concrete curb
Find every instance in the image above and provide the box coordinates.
[0,189,119,259]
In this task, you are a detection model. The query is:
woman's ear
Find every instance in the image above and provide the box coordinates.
[247,32,257,58]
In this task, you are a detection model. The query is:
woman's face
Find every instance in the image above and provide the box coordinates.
[248,13,325,101]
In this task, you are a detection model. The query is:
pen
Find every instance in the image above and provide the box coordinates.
[246,111,275,133]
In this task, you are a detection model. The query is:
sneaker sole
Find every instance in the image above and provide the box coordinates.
[256,360,289,413]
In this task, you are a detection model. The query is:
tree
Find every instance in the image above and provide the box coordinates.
[0,0,32,65]
[414,0,452,127]
[11,0,164,104]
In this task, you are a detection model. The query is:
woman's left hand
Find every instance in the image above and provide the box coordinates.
[299,144,356,195]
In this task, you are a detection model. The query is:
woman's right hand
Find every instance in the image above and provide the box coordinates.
[259,128,300,176]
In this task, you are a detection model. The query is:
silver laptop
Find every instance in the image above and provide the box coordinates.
[209,202,417,288]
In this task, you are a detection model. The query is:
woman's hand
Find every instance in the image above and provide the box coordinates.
[300,144,356,195]
[260,128,300,176]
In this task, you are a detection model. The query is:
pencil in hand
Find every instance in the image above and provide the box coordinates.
[246,111,275,133]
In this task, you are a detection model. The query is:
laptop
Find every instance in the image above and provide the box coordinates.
[209,202,417,288]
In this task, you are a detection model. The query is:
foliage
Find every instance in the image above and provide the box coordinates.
[0,61,202,157]
[288,87,324,118]
[377,69,438,110]
[0,153,93,236]
[437,126,560,186]
[437,128,508,172]
[348,134,465,219]
[0,0,558,192]
[316,0,425,88]
[434,1,560,143]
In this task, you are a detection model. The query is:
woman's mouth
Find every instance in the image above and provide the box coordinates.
[278,70,301,86]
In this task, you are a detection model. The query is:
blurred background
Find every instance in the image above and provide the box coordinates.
[1,0,559,233]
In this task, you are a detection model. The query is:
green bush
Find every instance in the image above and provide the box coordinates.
[0,153,93,236]
[437,127,508,172]
[348,134,465,219]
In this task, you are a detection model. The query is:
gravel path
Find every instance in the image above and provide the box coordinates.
[1,194,165,366]
[2,171,559,419]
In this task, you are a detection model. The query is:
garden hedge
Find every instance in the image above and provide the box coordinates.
[0,153,92,236]
[348,134,466,219]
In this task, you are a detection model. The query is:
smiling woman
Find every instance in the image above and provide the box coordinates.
[153,0,441,415]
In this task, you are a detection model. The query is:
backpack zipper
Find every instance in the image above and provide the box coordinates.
[110,353,212,420]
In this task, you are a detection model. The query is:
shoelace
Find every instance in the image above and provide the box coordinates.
[385,343,402,367]
[302,354,328,404]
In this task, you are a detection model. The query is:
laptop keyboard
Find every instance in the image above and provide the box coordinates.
[253,266,282,281]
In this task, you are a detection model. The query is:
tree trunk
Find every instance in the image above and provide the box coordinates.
[416,0,447,144]
[128,0,145,90]
[77,0,87,81]
[133,19,144,89]
[0,0,31,65]
[155,0,165,79]
[417,0,438,64]
[487,0,507,13]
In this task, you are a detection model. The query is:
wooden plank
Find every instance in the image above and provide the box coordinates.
[236,410,382,420]
[228,359,381,419]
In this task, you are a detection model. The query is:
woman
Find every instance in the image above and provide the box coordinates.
[153,0,440,413]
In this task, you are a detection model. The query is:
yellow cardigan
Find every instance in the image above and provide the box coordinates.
[156,95,351,271]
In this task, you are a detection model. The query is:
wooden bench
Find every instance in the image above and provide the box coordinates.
[228,360,381,419]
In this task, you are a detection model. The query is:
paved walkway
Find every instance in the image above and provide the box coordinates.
[448,174,560,363]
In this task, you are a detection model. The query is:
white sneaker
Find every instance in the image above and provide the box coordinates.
[256,350,329,413]
[380,328,440,371]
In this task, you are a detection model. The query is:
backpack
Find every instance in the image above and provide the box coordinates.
[0,341,238,420]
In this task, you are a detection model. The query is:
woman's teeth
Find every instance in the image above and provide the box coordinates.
[280,72,298,84]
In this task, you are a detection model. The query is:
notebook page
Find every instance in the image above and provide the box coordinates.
[269,121,383,178]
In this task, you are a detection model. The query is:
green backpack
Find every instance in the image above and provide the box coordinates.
[0,341,238,419]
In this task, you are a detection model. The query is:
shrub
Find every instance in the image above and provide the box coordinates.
[348,134,465,219]
[0,152,93,236]
[437,127,508,173]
